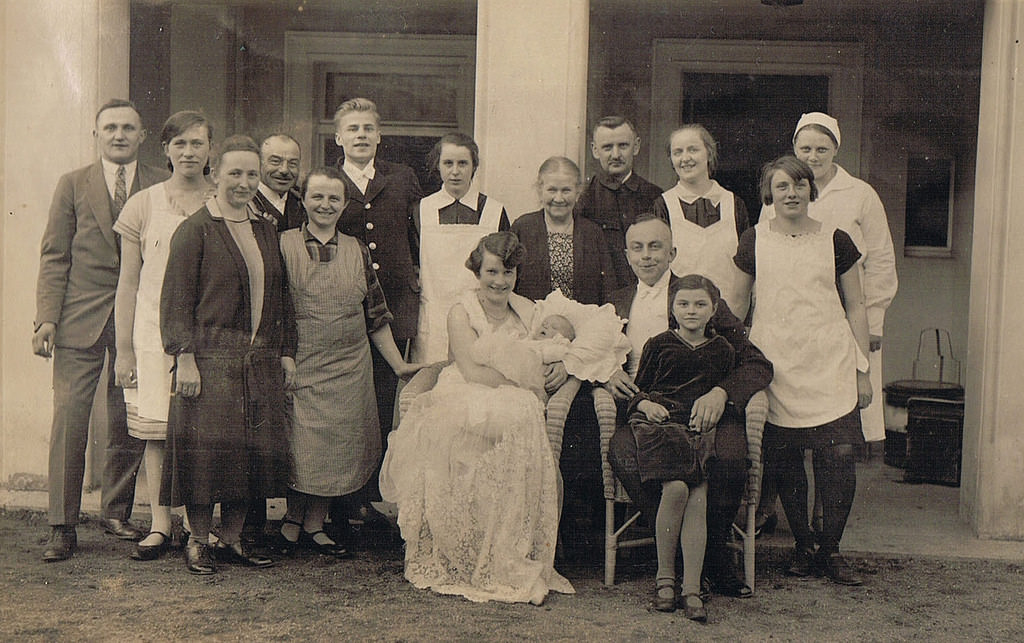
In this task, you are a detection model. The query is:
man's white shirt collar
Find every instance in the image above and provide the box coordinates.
[342,158,376,191]
[100,157,138,200]
[636,269,672,299]
[258,182,288,212]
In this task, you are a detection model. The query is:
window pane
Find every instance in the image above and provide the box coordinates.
[322,134,442,193]
[324,73,458,125]
[681,72,829,222]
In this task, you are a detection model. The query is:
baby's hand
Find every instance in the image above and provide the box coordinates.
[638,400,669,423]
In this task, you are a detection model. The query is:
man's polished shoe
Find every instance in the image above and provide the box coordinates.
[185,542,217,575]
[214,540,275,568]
[816,551,863,586]
[100,517,144,541]
[42,526,77,562]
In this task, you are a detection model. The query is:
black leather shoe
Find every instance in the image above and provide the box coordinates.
[214,540,275,568]
[42,526,77,562]
[786,547,816,577]
[302,530,353,559]
[817,552,863,586]
[100,517,144,541]
[185,541,217,575]
[130,531,172,561]
[704,546,752,598]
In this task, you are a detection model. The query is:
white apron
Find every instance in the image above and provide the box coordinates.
[662,184,748,319]
[412,189,505,363]
[748,221,859,427]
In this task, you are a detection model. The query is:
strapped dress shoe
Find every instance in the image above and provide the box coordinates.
[185,541,217,575]
[100,517,144,541]
[42,526,78,562]
[130,531,172,561]
[214,540,275,568]
[302,530,353,559]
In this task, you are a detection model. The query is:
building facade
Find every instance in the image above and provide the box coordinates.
[2,0,1023,539]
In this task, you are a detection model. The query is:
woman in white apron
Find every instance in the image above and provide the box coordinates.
[654,124,751,320]
[734,156,872,587]
[278,167,423,557]
[412,133,509,364]
[760,112,897,442]
[113,111,214,561]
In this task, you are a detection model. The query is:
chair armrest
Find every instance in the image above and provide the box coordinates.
[743,390,770,506]
[398,361,447,421]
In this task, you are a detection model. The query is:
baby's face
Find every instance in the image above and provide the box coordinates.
[536,315,575,340]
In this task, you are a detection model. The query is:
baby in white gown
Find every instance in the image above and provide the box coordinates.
[470,314,576,400]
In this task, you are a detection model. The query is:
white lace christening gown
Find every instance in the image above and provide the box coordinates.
[380,290,574,604]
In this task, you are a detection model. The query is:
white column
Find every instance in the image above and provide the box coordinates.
[962,0,1024,539]
[473,0,589,218]
[1,0,130,482]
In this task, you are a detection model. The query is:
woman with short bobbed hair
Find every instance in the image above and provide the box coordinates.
[736,155,871,586]
[381,231,574,605]
[160,134,296,575]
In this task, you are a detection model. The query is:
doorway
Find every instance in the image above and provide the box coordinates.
[650,39,864,221]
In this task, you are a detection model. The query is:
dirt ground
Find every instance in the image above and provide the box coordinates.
[2,508,1023,642]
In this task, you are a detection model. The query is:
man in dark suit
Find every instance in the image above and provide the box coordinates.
[575,116,663,290]
[603,215,772,596]
[33,99,170,561]
[331,97,422,532]
[248,133,306,232]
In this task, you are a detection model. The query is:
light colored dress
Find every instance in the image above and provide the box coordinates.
[113,182,205,439]
[380,290,574,604]
[280,230,385,497]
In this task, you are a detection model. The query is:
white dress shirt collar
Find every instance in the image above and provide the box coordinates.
[100,158,138,200]
[342,159,376,193]
[258,182,288,213]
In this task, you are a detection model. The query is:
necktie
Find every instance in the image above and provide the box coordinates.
[113,165,127,217]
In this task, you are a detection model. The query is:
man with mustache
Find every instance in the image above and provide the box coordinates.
[575,116,663,290]
[249,134,306,232]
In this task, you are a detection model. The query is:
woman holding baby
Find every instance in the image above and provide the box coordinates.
[380,231,575,605]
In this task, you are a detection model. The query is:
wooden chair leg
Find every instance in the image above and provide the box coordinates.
[604,498,616,586]
[744,500,756,594]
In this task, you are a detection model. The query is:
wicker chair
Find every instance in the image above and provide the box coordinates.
[601,389,769,592]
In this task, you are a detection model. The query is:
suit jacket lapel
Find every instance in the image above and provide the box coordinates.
[341,171,367,206]
[362,160,387,203]
[86,161,119,252]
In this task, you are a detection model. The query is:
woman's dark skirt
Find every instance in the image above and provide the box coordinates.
[161,348,289,506]
[762,406,865,453]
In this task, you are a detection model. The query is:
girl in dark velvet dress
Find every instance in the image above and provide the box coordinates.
[627,274,740,622]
